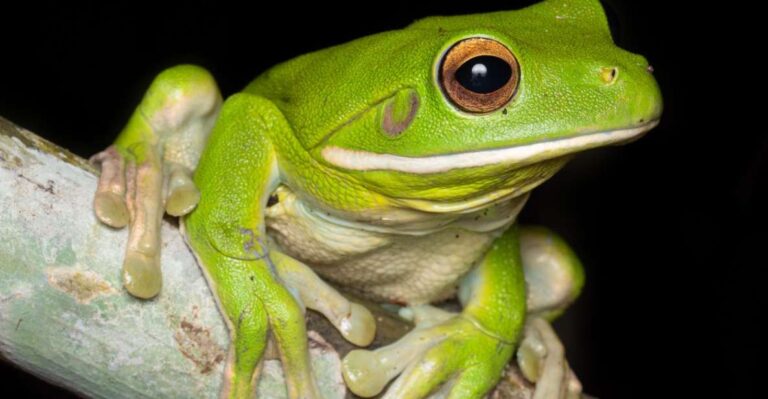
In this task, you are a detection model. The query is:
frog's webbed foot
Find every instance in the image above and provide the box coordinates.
[517,226,585,398]
[342,304,512,399]
[517,317,582,399]
[90,65,221,299]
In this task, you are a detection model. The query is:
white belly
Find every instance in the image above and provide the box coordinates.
[265,187,525,304]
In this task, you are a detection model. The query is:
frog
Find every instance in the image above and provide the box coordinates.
[89,0,662,397]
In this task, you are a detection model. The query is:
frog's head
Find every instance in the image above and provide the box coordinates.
[260,0,662,212]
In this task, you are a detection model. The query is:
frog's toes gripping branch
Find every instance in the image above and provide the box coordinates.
[342,226,586,399]
[341,227,526,399]
[343,311,518,399]
[341,305,455,397]
[91,65,222,299]
[517,318,583,399]
[92,142,166,298]
[91,142,205,298]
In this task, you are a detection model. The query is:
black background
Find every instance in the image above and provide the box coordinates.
[0,1,762,398]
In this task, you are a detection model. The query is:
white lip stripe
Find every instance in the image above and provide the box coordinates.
[321,121,658,174]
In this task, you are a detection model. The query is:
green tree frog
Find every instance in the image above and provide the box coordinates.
[90,0,662,397]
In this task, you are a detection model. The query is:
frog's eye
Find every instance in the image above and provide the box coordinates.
[439,38,519,113]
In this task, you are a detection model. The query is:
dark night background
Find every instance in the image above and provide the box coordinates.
[0,1,762,398]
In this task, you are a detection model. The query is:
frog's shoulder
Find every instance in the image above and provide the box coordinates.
[239,27,428,149]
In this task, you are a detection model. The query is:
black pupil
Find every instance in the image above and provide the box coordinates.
[454,55,512,94]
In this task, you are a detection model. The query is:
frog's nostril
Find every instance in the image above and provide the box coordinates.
[600,67,619,85]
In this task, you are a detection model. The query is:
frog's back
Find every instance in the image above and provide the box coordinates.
[242,28,435,150]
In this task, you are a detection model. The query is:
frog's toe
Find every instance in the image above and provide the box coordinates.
[516,319,548,382]
[272,252,376,347]
[122,250,162,299]
[516,317,582,399]
[342,349,394,397]
[344,345,449,399]
[398,304,454,328]
[122,142,165,299]
[221,300,270,399]
[164,162,200,216]
[380,345,457,399]
[264,281,323,399]
[342,319,450,398]
[91,146,129,228]
[91,143,165,298]
[340,303,376,346]
[94,191,129,228]
[378,326,499,399]
[345,314,515,399]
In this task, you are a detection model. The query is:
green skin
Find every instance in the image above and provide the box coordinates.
[91,0,661,398]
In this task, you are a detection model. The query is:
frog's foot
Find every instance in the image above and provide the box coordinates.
[91,65,221,299]
[209,249,373,399]
[91,142,203,298]
[164,161,200,217]
[271,252,376,346]
[91,146,130,228]
[92,142,167,298]
[217,275,322,399]
[516,317,582,399]
[342,305,513,399]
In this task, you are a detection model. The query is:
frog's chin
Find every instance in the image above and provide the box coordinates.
[320,120,658,174]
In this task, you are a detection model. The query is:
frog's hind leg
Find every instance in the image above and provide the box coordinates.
[515,226,585,398]
[520,226,585,320]
[189,245,317,399]
[90,65,221,298]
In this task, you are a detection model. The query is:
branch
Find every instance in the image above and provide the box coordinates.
[0,116,538,398]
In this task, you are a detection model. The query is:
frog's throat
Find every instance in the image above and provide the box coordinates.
[320,120,658,174]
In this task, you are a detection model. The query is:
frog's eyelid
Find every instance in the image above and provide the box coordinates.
[321,121,657,174]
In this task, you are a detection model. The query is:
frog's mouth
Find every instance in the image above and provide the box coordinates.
[320,120,658,174]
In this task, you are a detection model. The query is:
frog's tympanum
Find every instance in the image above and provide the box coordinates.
[91,0,661,397]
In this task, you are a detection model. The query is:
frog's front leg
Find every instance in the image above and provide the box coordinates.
[184,93,376,398]
[343,225,527,399]
[178,92,315,398]
[91,65,222,298]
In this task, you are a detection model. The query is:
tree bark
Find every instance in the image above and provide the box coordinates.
[0,116,353,398]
